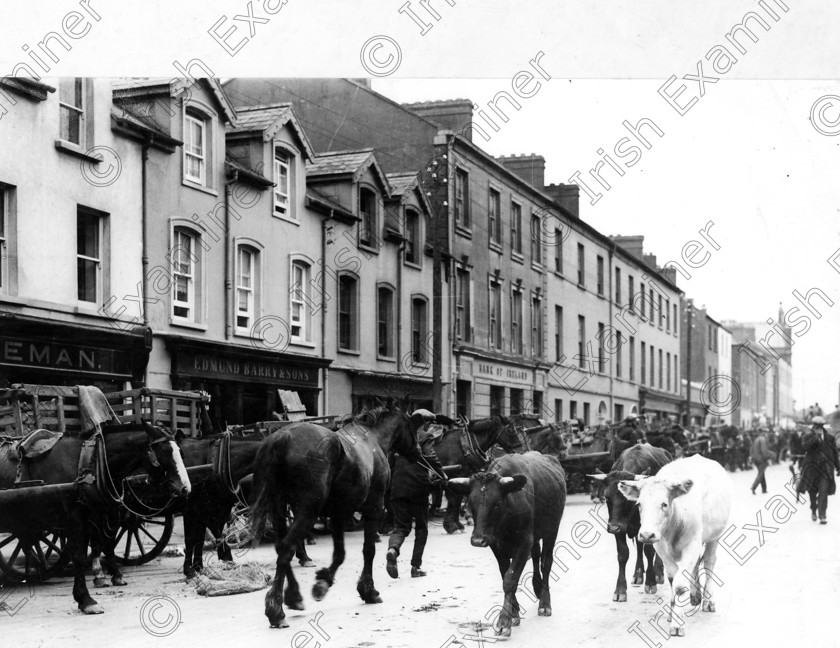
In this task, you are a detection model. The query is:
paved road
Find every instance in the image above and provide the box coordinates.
[2,463,839,648]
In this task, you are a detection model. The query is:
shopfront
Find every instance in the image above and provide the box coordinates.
[0,314,151,391]
[348,372,434,415]
[165,336,331,427]
[639,387,683,423]
[456,353,547,419]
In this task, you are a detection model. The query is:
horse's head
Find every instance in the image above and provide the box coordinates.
[142,420,191,498]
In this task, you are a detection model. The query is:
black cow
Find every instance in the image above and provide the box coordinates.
[447,452,566,638]
[588,443,672,602]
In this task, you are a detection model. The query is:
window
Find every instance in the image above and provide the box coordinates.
[0,187,8,293]
[411,297,428,363]
[658,349,663,388]
[273,149,291,216]
[577,244,585,285]
[554,233,563,273]
[59,78,84,145]
[614,404,625,422]
[489,279,502,349]
[531,294,542,356]
[667,352,671,391]
[377,286,394,357]
[628,275,634,311]
[456,380,471,419]
[554,399,563,422]
[708,324,713,350]
[455,268,471,341]
[531,215,542,264]
[405,209,420,265]
[236,246,256,330]
[641,341,646,385]
[570,400,578,419]
[639,282,645,320]
[532,391,543,416]
[511,288,523,354]
[577,315,585,368]
[489,385,504,417]
[615,267,621,303]
[290,261,310,342]
[338,274,358,351]
[673,303,678,336]
[488,188,501,245]
[184,112,206,185]
[666,298,670,332]
[597,256,604,295]
[77,209,101,303]
[629,335,635,382]
[554,305,563,362]
[650,345,655,387]
[455,168,470,228]
[616,331,622,378]
[511,201,522,254]
[583,402,591,426]
[358,187,378,248]
[510,389,523,416]
[172,229,198,320]
[649,288,655,322]
[675,355,679,390]
[598,322,605,373]
[658,295,663,328]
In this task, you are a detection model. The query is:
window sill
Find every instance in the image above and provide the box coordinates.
[553,270,564,279]
[455,225,472,239]
[577,282,586,290]
[404,260,422,270]
[489,242,503,254]
[170,318,208,331]
[55,140,101,164]
[377,354,397,363]
[358,243,380,255]
[233,329,262,342]
[290,340,316,349]
[182,179,219,197]
[338,348,361,356]
[74,303,102,316]
[409,361,431,371]
[531,262,544,273]
[512,252,524,265]
[273,212,300,225]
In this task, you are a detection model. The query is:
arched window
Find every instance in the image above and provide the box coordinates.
[236,244,259,331]
[290,260,310,342]
[172,227,200,321]
[377,285,395,358]
[338,274,358,351]
[358,187,378,248]
[411,296,429,363]
[404,208,421,265]
[184,109,208,186]
[274,147,292,217]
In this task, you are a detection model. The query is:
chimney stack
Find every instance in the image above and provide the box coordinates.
[402,99,476,140]
[544,183,580,218]
[496,153,546,190]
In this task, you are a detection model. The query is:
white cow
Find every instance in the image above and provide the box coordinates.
[618,455,731,637]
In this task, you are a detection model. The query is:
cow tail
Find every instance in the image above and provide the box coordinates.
[249,432,288,547]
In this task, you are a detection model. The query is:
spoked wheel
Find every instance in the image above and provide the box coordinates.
[0,530,70,583]
[112,514,174,566]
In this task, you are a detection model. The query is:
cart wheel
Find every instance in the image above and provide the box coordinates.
[0,530,70,583]
[112,514,174,566]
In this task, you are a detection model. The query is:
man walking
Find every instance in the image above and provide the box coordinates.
[750,427,774,495]
[797,416,840,524]
[386,423,445,578]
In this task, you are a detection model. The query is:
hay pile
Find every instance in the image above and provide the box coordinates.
[191,561,271,597]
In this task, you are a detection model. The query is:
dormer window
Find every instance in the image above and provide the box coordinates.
[274,149,291,216]
[184,112,207,185]
[358,187,378,248]
[59,78,85,145]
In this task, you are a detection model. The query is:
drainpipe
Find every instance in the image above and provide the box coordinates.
[321,213,330,416]
[224,185,232,339]
[141,141,150,326]
[608,245,614,423]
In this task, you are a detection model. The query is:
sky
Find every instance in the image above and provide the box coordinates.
[1,0,838,411]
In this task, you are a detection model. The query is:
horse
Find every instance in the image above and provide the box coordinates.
[0,421,190,614]
[249,404,447,629]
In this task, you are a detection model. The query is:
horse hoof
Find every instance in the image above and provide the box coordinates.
[510,617,520,626]
[284,593,304,611]
[312,580,329,602]
[299,560,315,568]
[538,606,552,617]
[613,592,627,602]
[82,603,104,615]
[670,626,685,637]
[645,585,657,595]
[495,626,512,638]
[111,577,127,587]
[702,600,715,613]
[656,575,665,585]
[690,594,701,606]
[632,577,643,585]
[367,594,383,604]
[268,619,289,629]
[93,578,110,588]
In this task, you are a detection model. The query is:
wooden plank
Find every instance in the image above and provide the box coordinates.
[57,397,65,433]
[189,401,197,435]
[149,395,157,425]
[12,401,23,436]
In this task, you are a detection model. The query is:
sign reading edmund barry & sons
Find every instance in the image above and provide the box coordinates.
[176,350,319,387]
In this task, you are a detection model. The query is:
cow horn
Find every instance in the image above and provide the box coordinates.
[633,474,650,481]
[499,477,514,486]
[587,473,608,481]
[411,409,436,421]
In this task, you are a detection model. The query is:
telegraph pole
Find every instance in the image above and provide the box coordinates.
[684,301,692,427]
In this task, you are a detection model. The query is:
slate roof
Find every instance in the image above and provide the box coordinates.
[227,104,294,134]
[386,173,419,198]
[306,149,376,178]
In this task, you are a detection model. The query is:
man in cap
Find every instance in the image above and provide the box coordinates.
[750,427,775,495]
[797,416,840,524]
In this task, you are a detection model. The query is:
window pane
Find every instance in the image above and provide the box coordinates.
[77,258,97,302]
[77,212,98,258]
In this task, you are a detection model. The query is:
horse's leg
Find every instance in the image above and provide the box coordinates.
[89,531,109,589]
[101,532,126,586]
[313,506,345,601]
[70,511,101,614]
[265,501,298,628]
[443,493,461,534]
[357,506,383,604]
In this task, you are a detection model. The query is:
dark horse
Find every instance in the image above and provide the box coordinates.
[0,422,190,614]
[250,405,445,629]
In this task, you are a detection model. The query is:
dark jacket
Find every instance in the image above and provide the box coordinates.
[751,434,774,464]
[797,429,840,494]
[390,430,445,503]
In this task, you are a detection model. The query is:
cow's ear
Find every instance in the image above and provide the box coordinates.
[618,481,641,501]
[446,478,472,496]
[499,474,527,494]
[587,473,608,482]
[668,479,693,499]
[174,429,186,442]
[639,467,651,477]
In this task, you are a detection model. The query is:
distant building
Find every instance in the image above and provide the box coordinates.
[680,300,731,426]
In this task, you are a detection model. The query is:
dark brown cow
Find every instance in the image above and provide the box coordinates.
[447,452,566,637]
[588,443,672,602]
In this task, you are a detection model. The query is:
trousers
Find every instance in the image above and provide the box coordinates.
[751,461,768,493]
[388,498,429,568]
[809,477,831,520]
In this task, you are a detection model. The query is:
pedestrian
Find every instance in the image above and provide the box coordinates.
[796,416,840,524]
[386,423,446,579]
[750,428,775,494]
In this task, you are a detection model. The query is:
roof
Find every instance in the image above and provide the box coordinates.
[110,106,182,150]
[306,149,390,194]
[227,103,315,161]
[305,187,357,223]
[111,78,237,125]
[224,157,273,187]
[386,172,432,215]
